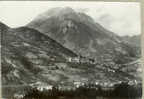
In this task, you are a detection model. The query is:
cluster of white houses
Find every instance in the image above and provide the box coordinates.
[66,56,96,64]
[25,52,97,64]
[29,79,139,92]
[13,80,139,99]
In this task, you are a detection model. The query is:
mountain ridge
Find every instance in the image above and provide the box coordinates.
[28,7,140,64]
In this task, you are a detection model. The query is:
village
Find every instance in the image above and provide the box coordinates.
[29,79,139,92]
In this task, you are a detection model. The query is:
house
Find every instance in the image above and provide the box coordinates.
[74,81,81,88]
[32,82,53,91]
[14,94,24,99]
[23,42,30,47]
[128,80,138,85]
[67,57,80,63]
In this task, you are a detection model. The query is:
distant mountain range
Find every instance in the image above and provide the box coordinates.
[121,35,141,47]
[0,7,141,98]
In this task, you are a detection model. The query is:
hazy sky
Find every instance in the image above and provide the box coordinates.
[0,1,141,36]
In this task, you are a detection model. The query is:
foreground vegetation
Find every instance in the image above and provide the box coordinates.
[8,82,141,99]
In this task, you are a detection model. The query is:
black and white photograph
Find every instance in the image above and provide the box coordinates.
[0,1,142,99]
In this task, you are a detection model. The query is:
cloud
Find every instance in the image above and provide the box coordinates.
[86,3,141,36]
[0,1,141,36]
[97,13,114,29]
[75,8,89,13]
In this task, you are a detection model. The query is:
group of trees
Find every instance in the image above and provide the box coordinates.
[17,82,142,99]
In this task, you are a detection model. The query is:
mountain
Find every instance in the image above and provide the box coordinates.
[28,7,140,64]
[0,22,9,30]
[121,35,141,47]
[0,22,9,40]
[1,23,78,97]
[1,8,142,97]
[1,26,77,84]
[1,21,141,98]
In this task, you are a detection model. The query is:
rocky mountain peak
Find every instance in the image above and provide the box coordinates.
[28,7,138,62]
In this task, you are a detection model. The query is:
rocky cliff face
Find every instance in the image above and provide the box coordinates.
[28,7,139,64]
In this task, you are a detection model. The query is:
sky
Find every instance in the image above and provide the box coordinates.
[0,1,141,36]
